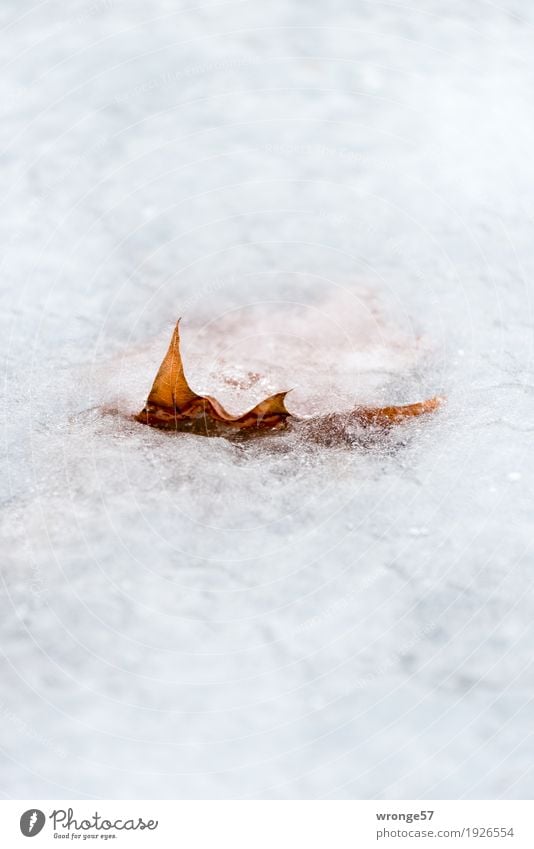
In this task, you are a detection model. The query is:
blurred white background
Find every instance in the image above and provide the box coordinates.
[1,0,533,798]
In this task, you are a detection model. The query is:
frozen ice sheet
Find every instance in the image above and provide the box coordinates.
[1,0,533,799]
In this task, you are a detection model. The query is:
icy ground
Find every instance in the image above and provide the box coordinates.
[1,0,534,799]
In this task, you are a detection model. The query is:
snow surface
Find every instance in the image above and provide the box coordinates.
[1,0,534,799]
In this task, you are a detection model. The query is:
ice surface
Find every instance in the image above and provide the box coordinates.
[1,0,533,799]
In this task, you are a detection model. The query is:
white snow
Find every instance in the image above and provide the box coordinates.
[1,0,533,799]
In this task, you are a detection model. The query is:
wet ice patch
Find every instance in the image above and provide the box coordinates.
[100,289,438,423]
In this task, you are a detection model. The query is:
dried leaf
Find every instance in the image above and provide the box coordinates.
[135,321,442,439]
[135,321,291,435]
[352,396,442,426]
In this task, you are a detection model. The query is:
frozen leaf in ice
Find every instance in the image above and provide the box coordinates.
[135,321,291,435]
[135,321,442,440]
[351,397,442,426]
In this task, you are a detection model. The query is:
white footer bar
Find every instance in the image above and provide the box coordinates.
[1,800,532,847]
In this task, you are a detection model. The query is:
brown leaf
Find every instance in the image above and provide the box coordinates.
[352,396,442,426]
[135,321,291,435]
[135,321,442,438]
